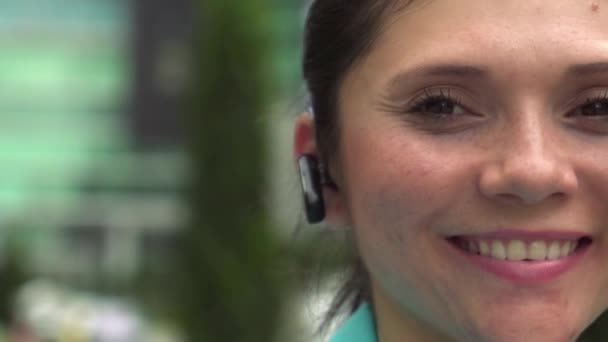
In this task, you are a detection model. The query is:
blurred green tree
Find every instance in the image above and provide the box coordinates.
[177,0,284,341]
[0,234,28,326]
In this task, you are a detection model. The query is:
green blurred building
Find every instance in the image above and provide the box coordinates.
[0,0,312,340]
[0,0,188,289]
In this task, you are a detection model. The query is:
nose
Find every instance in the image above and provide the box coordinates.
[478,114,578,205]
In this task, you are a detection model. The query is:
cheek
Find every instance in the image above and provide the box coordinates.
[339,124,472,241]
[338,125,475,309]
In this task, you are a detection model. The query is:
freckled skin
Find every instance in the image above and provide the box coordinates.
[332,0,608,341]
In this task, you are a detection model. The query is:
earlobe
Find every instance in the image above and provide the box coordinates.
[322,185,350,228]
[293,113,350,226]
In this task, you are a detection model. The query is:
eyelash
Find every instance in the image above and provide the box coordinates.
[571,91,608,117]
[406,89,608,120]
[406,88,468,120]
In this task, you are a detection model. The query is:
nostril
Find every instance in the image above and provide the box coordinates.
[494,191,568,206]
[497,193,521,203]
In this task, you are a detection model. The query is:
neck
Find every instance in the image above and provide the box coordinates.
[371,282,456,342]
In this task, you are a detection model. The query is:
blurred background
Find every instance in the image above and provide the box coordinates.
[0,0,345,341]
[0,0,606,341]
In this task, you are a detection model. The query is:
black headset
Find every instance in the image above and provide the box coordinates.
[298,154,330,224]
[298,101,336,224]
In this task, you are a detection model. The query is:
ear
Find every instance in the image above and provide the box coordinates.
[293,113,349,227]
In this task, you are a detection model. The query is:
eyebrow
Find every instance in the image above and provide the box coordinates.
[565,62,608,77]
[384,61,608,100]
[389,61,608,83]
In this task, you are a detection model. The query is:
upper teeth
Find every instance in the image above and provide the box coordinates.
[461,239,578,261]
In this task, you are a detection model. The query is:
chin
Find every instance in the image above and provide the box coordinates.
[472,327,580,342]
[464,307,587,342]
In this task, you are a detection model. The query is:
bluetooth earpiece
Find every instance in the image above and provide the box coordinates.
[298,154,326,224]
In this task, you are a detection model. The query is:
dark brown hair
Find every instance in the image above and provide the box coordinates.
[304,0,407,161]
[302,0,415,331]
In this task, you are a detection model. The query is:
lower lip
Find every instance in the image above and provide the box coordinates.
[446,239,591,284]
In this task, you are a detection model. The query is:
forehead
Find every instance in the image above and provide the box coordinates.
[354,0,608,85]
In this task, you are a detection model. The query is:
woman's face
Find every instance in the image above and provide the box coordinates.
[335,0,608,340]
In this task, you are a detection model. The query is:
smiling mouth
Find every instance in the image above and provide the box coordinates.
[447,236,593,261]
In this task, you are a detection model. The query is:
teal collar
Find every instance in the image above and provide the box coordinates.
[329,303,377,342]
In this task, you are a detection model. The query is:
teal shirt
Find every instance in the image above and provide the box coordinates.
[329,303,377,342]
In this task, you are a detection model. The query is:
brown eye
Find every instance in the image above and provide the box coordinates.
[409,96,466,118]
[411,97,466,116]
[565,96,608,134]
[578,100,608,117]
[394,88,484,133]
